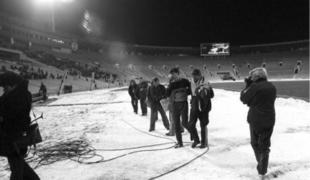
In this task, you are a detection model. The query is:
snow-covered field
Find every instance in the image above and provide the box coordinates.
[0,88,310,180]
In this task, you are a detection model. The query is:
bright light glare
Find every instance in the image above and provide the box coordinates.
[60,0,74,3]
[34,0,74,5]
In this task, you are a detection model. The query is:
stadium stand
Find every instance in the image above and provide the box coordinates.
[0,12,308,96]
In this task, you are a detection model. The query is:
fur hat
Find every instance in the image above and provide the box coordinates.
[249,67,268,81]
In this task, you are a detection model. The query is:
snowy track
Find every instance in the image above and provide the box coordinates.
[1,88,310,180]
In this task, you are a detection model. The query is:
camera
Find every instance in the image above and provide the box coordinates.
[244,76,253,88]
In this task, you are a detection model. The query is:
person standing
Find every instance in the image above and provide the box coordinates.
[128,80,139,114]
[240,67,276,180]
[39,82,47,101]
[166,86,185,136]
[166,68,191,148]
[138,78,149,116]
[0,72,40,180]
[188,69,214,149]
[147,78,169,132]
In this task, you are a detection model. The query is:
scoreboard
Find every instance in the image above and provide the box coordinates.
[200,43,230,56]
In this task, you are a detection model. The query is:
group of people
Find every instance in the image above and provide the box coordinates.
[0,65,276,180]
[129,68,215,149]
[129,67,277,180]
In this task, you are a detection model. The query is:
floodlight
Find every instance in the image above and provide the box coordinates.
[34,0,74,5]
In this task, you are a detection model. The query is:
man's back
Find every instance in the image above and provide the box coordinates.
[241,79,277,132]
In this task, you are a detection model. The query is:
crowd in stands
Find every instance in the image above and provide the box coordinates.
[1,64,66,80]
[25,50,117,82]
[0,37,308,85]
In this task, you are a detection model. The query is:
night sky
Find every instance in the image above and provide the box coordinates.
[0,0,309,46]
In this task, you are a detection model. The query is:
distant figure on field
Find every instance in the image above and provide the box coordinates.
[293,61,302,78]
[147,78,169,132]
[128,80,139,114]
[39,82,47,101]
[138,79,149,116]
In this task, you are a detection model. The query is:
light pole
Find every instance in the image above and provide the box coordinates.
[34,0,74,33]
[49,0,56,32]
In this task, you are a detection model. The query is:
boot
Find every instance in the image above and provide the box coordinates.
[199,144,208,149]
[191,141,200,148]
[257,152,269,175]
[165,132,174,136]
[174,143,184,148]
[200,126,208,148]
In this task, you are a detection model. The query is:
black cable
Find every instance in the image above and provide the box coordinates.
[119,118,192,144]
[82,145,176,165]
[96,142,175,151]
[149,147,210,180]
[1,116,210,180]
[35,101,129,107]
[119,118,176,143]
[21,138,178,169]
[119,115,211,180]
[21,100,210,179]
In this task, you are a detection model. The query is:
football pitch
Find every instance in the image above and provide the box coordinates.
[212,80,309,102]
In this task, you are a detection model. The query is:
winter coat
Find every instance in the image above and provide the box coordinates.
[0,80,32,141]
[240,79,276,133]
[167,89,179,112]
[147,84,166,104]
[166,78,191,102]
[128,84,139,99]
[138,81,149,100]
[190,78,214,112]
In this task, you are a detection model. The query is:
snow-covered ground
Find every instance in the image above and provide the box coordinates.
[0,88,310,180]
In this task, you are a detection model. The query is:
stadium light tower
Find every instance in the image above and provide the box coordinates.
[34,0,74,33]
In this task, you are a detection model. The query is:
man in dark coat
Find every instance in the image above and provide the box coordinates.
[240,67,276,180]
[128,80,139,114]
[0,72,40,180]
[147,78,169,132]
[138,79,149,116]
[166,68,191,148]
[189,69,214,149]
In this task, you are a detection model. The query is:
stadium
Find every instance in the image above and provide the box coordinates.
[0,0,309,180]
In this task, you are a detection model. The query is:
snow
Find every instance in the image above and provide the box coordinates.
[1,88,310,180]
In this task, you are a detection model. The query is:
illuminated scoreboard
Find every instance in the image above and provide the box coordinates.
[200,43,230,56]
